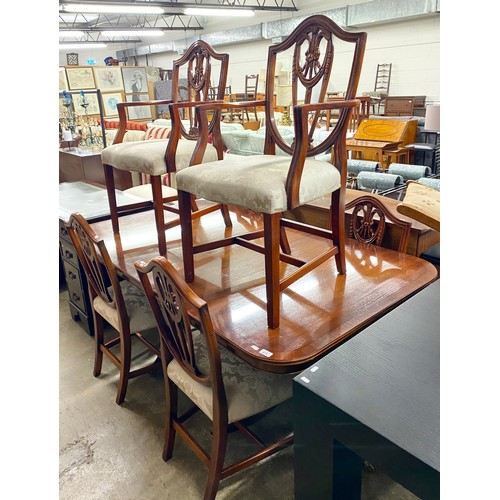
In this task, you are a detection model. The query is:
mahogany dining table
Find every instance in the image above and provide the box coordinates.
[89,204,438,374]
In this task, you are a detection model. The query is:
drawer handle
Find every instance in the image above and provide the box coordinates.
[71,293,80,303]
[68,270,77,280]
[60,226,68,237]
[65,250,74,259]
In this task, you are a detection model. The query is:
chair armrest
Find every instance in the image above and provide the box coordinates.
[113,99,173,144]
[166,100,227,171]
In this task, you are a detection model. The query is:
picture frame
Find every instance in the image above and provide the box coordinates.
[102,92,124,117]
[94,66,124,91]
[66,66,96,90]
[59,67,69,91]
[74,91,101,116]
[121,67,148,94]
[125,93,152,120]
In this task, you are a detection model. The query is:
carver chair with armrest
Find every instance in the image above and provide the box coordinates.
[135,256,294,500]
[101,40,231,256]
[66,213,161,405]
[174,15,367,328]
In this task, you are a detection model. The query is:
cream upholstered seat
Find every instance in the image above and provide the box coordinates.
[101,138,219,177]
[101,40,231,256]
[67,213,161,405]
[175,15,367,329]
[135,256,293,500]
[176,154,341,214]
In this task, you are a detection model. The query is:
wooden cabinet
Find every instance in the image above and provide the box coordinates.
[384,95,426,117]
[59,149,133,190]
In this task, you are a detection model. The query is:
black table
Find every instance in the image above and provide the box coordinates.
[293,280,439,499]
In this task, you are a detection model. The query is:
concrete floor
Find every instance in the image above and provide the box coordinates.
[59,285,419,499]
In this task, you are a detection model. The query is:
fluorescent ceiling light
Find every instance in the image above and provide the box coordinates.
[61,3,165,14]
[59,43,107,49]
[100,30,164,37]
[183,8,254,17]
[59,30,84,37]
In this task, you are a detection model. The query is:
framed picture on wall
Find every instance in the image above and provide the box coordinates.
[102,91,124,117]
[66,67,96,90]
[125,93,152,120]
[93,67,124,91]
[74,92,101,116]
[121,67,148,94]
[59,67,69,91]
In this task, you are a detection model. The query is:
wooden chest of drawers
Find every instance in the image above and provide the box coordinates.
[59,218,93,335]
[384,96,426,117]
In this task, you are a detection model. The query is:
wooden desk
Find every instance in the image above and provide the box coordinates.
[346,138,402,164]
[293,280,440,499]
[89,207,437,373]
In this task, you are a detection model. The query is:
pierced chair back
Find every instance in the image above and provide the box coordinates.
[135,256,293,499]
[68,213,126,323]
[167,41,229,149]
[346,194,412,253]
[67,213,160,404]
[264,17,366,164]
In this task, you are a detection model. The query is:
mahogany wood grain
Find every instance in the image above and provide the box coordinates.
[90,206,437,373]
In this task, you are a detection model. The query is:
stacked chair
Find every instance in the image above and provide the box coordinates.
[101,40,232,256]
[173,15,367,328]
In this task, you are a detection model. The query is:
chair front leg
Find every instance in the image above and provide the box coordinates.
[151,175,167,255]
[263,213,281,329]
[330,190,346,275]
[103,164,120,233]
[178,189,195,283]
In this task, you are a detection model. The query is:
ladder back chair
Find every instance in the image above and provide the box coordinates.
[101,40,231,256]
[66,213,161,405]
[346,194,412,253]
[174,15,367,328]
[135,256,294,500]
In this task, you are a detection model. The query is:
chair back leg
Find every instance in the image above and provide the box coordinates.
[264,213,281,329]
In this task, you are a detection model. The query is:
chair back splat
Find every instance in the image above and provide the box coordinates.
[101,40,230,256]
[135,256,293,500]
[345,194,412,253]
[67,213,161,404]
[175,15,367,328]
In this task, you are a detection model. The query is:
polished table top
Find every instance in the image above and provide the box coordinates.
[90,206,438,373]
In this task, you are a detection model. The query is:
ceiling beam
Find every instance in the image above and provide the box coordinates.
[58,0,298,13]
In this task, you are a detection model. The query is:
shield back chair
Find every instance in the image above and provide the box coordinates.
[174,15,367,328]
[66,213,161,405]
[135,256,294,500]
[101,40,231,256]
[345,194,412,253]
